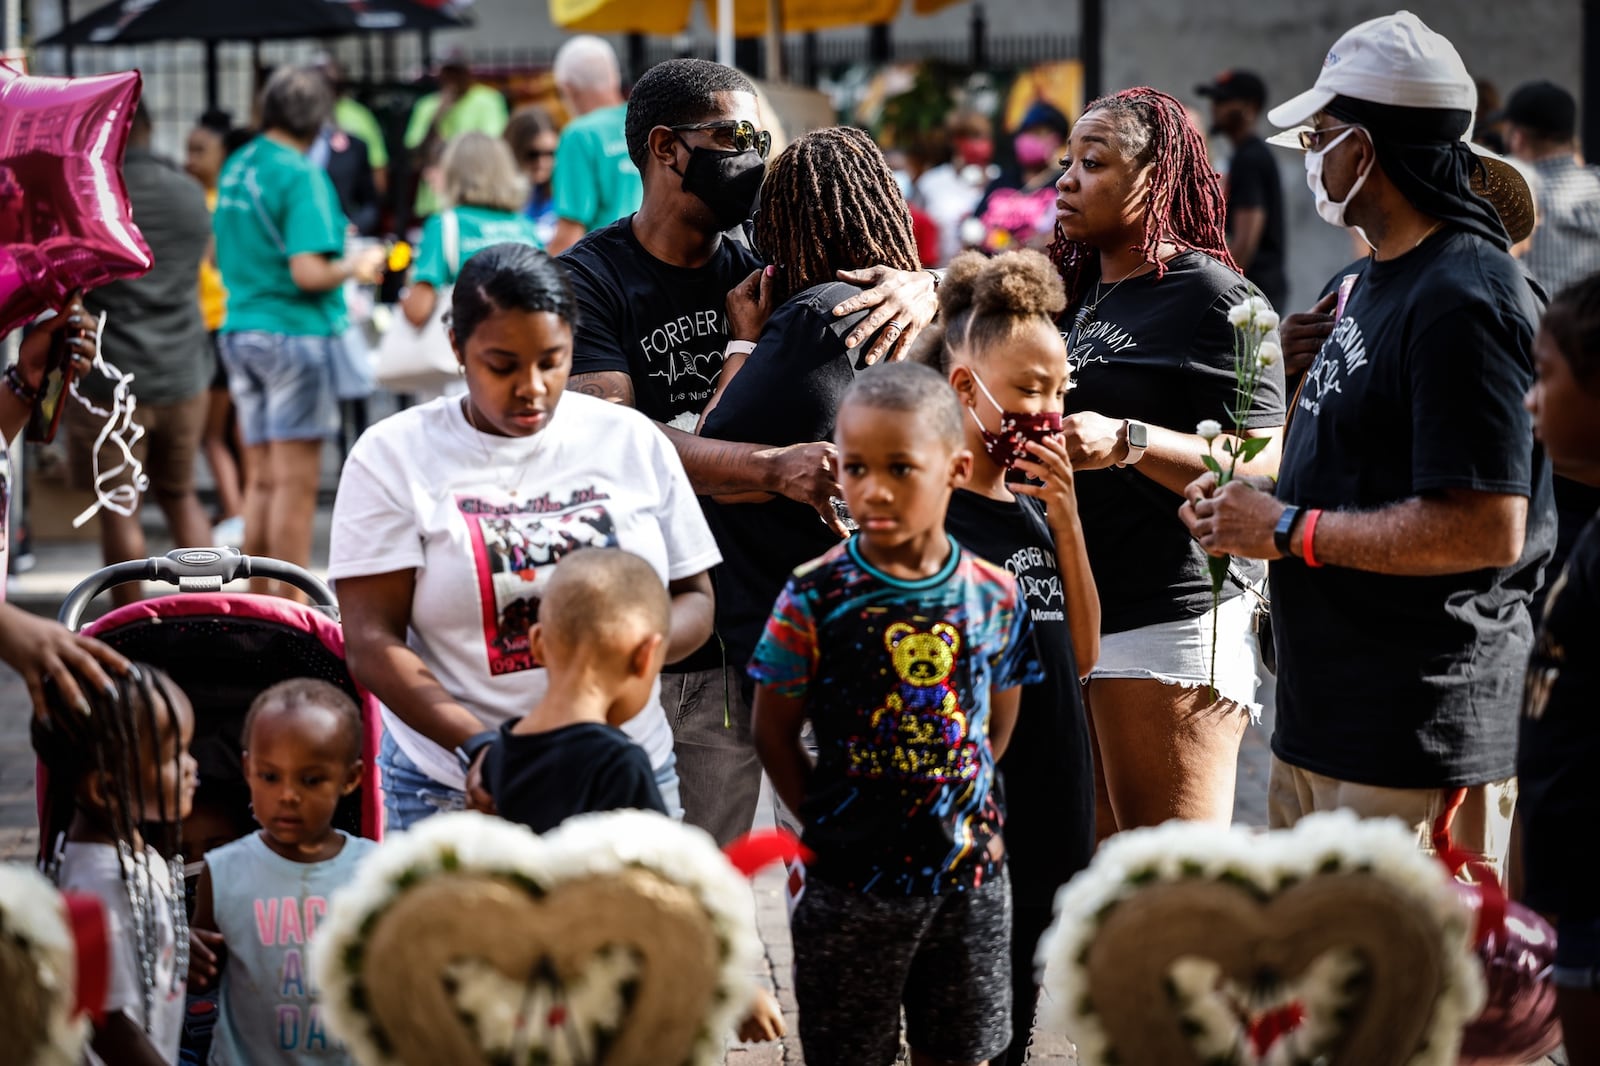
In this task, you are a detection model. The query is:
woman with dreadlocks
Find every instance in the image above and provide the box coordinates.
[691,127,922,842]
[33,663,197,1064]
[1052,87,1286,837]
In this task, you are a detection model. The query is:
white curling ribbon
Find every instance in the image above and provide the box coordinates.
[69,311,148,528]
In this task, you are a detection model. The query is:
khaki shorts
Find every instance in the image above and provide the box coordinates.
[66,390,208,501]
[1267,755,1517,880]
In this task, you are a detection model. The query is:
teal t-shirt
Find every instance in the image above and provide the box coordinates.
[405,85,510,218]
[551,104,642,232]
[213,136,349,336]
[412,205,543,287]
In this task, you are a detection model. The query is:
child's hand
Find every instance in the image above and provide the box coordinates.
[1011,434,1078,514]
[735,987,786,1043]
[464,750,496,816]
[188,928,225,989]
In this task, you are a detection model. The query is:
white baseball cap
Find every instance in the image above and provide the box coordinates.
[1267,10,1476,128]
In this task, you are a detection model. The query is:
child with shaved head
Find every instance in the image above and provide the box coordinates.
[481,548,673,831]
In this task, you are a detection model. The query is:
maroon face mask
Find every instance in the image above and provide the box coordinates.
[967,371,1062,469]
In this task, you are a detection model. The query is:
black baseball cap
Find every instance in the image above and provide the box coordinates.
[1489,80,1577,139]
[1196,69,1267,106]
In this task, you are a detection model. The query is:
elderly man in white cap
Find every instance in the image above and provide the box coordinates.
[1180,10,1553,880]
[545,36,640,254]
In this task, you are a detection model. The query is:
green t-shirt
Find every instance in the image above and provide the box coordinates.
[551,104,642,232]
[213,136,349,336]
[335,96,388,169]
[404,84,510,217]
[412,205,543,287]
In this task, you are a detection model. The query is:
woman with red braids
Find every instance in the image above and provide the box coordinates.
[1053,87,1286,836]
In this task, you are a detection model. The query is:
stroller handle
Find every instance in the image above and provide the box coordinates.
[57,547,339,631]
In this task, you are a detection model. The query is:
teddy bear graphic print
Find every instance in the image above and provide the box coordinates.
[457,490,619,676]
[749,537,1043,895]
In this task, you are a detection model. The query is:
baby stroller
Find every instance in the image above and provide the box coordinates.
[44,548,384,1062]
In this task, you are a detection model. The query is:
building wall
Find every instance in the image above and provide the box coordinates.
[1102,0,1583,310]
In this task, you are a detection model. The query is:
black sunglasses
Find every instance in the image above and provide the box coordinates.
[522,148,555,161]
[668,119,773,160]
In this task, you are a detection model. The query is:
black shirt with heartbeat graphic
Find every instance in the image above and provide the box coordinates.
[944,490,1092,913]
[1063,250,1286,632]
[563,216,762,428]
[1274,229,1553,789]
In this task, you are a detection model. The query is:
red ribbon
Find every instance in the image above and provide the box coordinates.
[62,892,108,1026]
[1430,786,1507,946]
[721,829,811,879]
[1247,1001,1306,1058]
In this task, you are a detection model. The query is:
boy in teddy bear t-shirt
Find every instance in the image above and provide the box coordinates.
[748,363,1044,1066]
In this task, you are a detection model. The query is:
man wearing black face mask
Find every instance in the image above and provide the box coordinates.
[1197,69,1286,310]
[559,58,939,846]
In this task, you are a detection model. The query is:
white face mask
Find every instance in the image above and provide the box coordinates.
[1305,127,1372,231]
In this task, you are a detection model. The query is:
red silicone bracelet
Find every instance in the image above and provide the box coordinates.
[1303,508,1325,568]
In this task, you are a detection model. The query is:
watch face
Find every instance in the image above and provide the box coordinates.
[1127,422,1149,448]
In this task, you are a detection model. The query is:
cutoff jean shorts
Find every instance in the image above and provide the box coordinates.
[217,330,340,446]
[1088,589,1263,718]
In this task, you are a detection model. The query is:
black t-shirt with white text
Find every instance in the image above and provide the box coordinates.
[944,490,1093,910]
[700,282,874,670]
[1273,229,1554,788]
[1064,250,1286,632]
[1224,135,1287,310]
[562,217,762,429]
[1519,512,1600,920]
[486,720,667,834]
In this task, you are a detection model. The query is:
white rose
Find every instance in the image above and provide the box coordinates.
[1254,310,1280,333]
[1196,419,1223,441]
[1226,302,1253,327]
[1249,295,1273,317]
[1257,340,1282,367]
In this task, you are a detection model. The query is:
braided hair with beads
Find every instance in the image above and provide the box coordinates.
[1048,86,1238,306]
[753,126,922,305]
[33,663,192,1033]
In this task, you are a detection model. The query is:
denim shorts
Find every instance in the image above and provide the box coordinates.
[1090,589,1263,716]
[217,330,340,446]
[377,729,684,834]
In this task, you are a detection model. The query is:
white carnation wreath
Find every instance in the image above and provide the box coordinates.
[1037,810,1486,1066]
[312,810,761,1066]
[0,863,90,1066]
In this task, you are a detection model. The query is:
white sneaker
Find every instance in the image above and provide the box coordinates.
[212,515,246,547]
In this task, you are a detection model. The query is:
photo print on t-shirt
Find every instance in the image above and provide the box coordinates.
[457,490,619,675]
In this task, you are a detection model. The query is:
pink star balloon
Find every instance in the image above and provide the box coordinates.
[0,65,151,337]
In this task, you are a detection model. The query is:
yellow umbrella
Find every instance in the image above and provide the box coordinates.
[551,0,963,37]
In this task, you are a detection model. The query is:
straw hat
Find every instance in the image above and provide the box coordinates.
[1469,144,1537,244]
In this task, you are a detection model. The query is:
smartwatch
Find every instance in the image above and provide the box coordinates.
[1273,505,1303,557]
[1117,420,1149,467]
[454,728,500,775]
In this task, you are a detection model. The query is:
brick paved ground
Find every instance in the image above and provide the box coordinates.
[0,543,1560,1064]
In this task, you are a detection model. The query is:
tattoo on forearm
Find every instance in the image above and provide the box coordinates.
[566,371,635,406]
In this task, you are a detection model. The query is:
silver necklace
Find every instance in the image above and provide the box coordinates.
[461,398,531,498]
[1067,264,1145,350]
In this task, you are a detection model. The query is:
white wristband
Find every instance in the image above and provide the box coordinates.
[725,340,757,356]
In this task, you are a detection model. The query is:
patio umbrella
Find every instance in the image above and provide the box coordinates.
[552,0,960,40]
[36,0,466,47]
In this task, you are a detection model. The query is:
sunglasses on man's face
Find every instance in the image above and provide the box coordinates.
[668,119,773,160]
[523,148,555,161]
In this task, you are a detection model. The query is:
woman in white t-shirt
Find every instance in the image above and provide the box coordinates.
[332,242,719,829]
